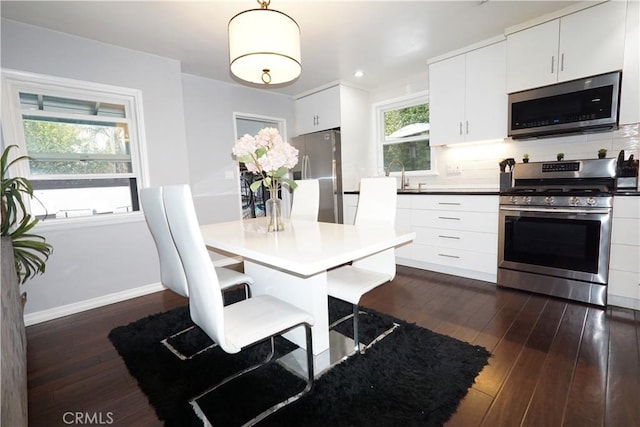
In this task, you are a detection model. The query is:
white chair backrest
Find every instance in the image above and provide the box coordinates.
[290,179,320,221]
[354,177,397,227]
[140,187,189,297]
[352,177,398,279]
[162,185,231,353]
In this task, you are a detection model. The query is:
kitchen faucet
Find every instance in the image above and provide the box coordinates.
[385,159,407,189]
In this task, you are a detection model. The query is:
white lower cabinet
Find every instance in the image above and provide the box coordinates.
[608,197,640,310]
[398,194,499,282]
[342,193,358,225]
[342,192,499,282]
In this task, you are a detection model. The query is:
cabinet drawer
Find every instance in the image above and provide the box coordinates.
[410,243,497,274]
[414,227,497,254]
[411,195,498,212]
[412,210,498,231]
[396,208,411,230]
[608,269,640,299]
[396,240,413,259]
[396,195,413,209]
[612,197,640,218]
[611,217,640,246]
[610,244,640,273]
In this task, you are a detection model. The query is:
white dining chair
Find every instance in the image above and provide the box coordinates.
[140,186,254,358]
[162,184,315,426]
[327,177,398,353]
[289,179,320,221]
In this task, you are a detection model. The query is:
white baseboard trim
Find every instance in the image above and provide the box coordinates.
[24,282,167,326]
[396,257,497,284]
[608,294,640,311]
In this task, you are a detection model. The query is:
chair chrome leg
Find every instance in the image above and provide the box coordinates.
[243,324,314,427]
[160,325,219,361]
[353,304,360,353]
[190,325,313,427]
[190,337,275,404]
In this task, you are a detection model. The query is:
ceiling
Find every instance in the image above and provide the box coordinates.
[1,0,585,97]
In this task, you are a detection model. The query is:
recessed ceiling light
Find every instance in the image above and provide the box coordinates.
[354,70,364,78]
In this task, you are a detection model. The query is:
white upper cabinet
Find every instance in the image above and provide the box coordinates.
[429,41,507,146]
[620,0,639,125]
[507,1,627,93]
[506,20,559,92]
[429,54,466,145]
[295,85,341,135]
[294,84,370,191]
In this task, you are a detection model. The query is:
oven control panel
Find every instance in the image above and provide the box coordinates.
[501,194,612,208]
[542,162,580,172]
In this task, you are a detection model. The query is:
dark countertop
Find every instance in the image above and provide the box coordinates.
[344,189,500,196]
[614,190,640,196]
[344,189,640,196]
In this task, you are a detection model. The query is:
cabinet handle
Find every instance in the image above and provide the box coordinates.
[438,235,461,240]
[459,122,463,135]
[466,121,469,135]
[438,216,461,221]
[551,56,555,74]
[438,202,461,206]
[560,53,564,72]
[438,253,460,259]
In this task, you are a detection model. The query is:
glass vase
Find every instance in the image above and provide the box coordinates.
[266,196,284,232]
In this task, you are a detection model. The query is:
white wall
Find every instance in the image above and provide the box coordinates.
[1,19,296,321]
[1,19,190,318]
[181,74,295,225]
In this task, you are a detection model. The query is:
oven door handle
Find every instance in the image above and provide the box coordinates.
[500,206,611,215]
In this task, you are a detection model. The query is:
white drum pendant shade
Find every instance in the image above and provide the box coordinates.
[229,7,301,85]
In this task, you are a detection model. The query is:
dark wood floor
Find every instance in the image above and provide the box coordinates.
[27,266,640,426]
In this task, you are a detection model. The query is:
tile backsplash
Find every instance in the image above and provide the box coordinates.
[412,123,640,190]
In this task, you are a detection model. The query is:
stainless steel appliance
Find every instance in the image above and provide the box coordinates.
[498,158,617,306]
[291,129,343,223]
[508,71,621,139]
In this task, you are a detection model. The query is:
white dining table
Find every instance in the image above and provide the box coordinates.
[200,217,415,371]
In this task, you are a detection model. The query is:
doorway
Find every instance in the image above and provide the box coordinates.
[233,113,289,219]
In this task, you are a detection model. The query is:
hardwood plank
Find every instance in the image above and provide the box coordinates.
[605,307,640,426]
[25,267,640,427]
[472,294,547,397]
[521,303,588,426]
[480,298,566,426]
[563,307,609,426]
[446,387,492,427]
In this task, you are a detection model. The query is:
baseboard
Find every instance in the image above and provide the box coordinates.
[607,294,640,311]
[24,282,166,326]
[396,257,497,284]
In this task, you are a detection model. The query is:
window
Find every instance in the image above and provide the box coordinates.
[1,70,146,221]
[376,92,432,174]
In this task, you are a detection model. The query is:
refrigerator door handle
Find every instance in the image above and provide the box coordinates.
[303,155,310,180]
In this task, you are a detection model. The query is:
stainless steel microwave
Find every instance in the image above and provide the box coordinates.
[508,71,621,139]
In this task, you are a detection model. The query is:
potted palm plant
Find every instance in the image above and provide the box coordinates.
[1,144,53,427]
[1,145,53,288]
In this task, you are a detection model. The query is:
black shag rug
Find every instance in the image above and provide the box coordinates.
[109,295,490,426]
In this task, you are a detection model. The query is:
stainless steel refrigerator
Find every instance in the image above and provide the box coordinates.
[291,129,343,223]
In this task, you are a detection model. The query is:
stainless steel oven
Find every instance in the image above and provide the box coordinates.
[497,158,617,306]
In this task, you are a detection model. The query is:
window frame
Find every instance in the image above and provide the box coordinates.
[374,91,436,176]
[1,69,149,226]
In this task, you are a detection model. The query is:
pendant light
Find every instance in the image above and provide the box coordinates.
[228,0,302,85]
